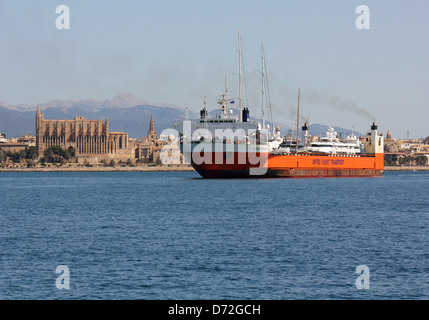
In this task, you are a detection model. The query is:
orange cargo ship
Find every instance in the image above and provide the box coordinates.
[190,152,384,179]
[179,122,384,179]
[175,31,384,179]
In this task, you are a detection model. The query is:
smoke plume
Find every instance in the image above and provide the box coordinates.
[303,90,375,122]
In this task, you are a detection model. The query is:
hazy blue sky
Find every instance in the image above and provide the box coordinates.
[0,0,428,138]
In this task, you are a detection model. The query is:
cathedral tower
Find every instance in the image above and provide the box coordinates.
[36,105,44,155]
[147,114,158,142]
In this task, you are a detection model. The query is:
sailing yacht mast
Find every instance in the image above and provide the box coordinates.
[260,42,275,135]
[225,73,229,97]
[296,88,301,152]
[261,42,266,130]
[225,73,229,118]
[238,29,243,122]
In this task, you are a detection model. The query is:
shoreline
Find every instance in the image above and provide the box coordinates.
[0,165,195,172]
[384,166,429,171]
[0,165,428,172]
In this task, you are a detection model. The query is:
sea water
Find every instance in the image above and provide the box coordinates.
[0,171,428,299]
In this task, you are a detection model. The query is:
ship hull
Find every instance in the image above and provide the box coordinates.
[197,168,384,179]
[187,150,384,179]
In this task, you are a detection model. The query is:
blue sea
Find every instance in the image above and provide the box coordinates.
[0,171,428,300]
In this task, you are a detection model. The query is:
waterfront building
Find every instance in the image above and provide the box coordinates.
[136,114,168,163]
[0,142,27,153]
[35,105,136,163]
[17,134,36,147]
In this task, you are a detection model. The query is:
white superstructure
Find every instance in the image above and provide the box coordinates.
[305,126,362,155]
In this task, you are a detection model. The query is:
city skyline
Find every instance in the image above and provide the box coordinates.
[0,1,428,139]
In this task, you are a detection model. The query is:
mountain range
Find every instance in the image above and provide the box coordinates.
[0,93,363,139]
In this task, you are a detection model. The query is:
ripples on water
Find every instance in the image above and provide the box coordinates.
[0,171,428,299]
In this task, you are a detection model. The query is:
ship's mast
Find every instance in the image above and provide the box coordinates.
[225,73,229,97]
[225,73,229,118]
[296,88,300,152]
[238,29,243,122]
[261,42,266,131]
[261,43,274,135]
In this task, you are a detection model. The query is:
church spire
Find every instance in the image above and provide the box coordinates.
[36,104,43,121]
[386,129,392,140]
[149,113,155,133]
[147,113,157,142]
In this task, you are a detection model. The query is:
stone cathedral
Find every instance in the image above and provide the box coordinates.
[36,105,135,162]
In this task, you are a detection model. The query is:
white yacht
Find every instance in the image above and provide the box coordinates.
[306,126,362,154]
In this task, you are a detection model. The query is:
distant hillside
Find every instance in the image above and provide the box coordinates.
[0,105,186,139]
[0,93,183,112]
[0,94,188,138]
[0,106,35,138]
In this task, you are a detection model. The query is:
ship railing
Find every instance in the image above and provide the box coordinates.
[189,138,260,145]
[271,151,375,158]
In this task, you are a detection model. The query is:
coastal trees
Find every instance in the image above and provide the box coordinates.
[415,155,428,166]
[25,146,38,160]
[42,146,71,163]
[399,156,413,166]
[394,155,428,166]
[0,147,38,164]
[384,154,398,166]
[0,147,37,163]
[0,149,6,163]
[385,154,428,166]
[5,150,25,163]
[67,147,76,158]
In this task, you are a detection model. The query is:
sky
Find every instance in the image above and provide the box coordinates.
[0,0,428,138]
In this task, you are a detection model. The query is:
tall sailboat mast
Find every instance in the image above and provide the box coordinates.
[296,88,301,152]
[261,42,266,130]
[238,29,243,122]
[225,73,229,118]
[225,73,229,97]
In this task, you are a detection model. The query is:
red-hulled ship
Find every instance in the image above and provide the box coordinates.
[174,31,384,179]
[190,151,384,179]
[177,120,384,179]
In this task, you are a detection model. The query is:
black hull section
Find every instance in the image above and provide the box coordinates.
[194,167,385,179]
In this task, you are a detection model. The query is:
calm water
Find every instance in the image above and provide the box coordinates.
[0,171,428,300]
